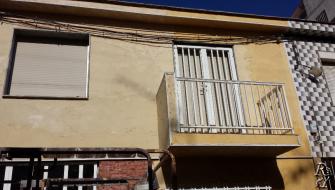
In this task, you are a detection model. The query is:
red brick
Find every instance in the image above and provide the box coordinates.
[98,160,148,190]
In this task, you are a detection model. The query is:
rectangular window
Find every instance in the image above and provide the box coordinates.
[173,44,244,132]
[323,61,335,105]
[316,10,329,22]
[4,29,89,99]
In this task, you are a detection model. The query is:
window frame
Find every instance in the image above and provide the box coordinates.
[319,51,335,106]
[172,43,245,131]
[3,29,91,100]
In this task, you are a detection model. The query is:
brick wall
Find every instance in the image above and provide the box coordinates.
[98,160,148,190]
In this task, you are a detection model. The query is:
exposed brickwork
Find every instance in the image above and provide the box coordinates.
[98,160,148,190]
[97,184,129,190]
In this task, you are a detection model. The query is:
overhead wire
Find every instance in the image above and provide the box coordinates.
[0,11,288,48]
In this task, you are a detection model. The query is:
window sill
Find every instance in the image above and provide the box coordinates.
[2,95,89,100]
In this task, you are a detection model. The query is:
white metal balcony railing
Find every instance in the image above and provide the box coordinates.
[175,77,293,135]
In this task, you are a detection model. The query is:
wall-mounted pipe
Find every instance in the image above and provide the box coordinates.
[147,149,177,190]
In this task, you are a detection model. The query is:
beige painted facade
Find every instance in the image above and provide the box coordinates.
[0,0,318,189]
[0,23,173,148]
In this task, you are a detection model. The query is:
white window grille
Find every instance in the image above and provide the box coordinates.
[0,161,98,190]
[173,44,293,135]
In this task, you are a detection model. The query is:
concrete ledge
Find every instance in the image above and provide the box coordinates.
[170,133,300,156]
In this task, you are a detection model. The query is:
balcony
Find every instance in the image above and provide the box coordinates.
[157,73,300,156]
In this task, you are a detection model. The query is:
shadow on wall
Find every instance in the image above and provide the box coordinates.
[115,75,155,102]
[162,157,285,189]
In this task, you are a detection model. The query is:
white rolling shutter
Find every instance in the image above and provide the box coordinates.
[7,31,89,98]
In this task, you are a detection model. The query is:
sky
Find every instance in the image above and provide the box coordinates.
[123,0,301,18]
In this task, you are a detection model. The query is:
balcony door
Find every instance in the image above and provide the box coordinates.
[173,44,244,131]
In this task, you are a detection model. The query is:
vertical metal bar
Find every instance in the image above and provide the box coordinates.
[227,82,236,128]
[63,165,69,190]
[273,85,284,131]
[43,165,48,190]
[250,84,259,128]
[243,84,251,127]
[197,48,207,126]
[281,86,293,133]
[267,86,277,134]
[278,93,286,134]
[78,165,84,190]
[93,164,98,190]
[210,49,220,129]
[35,156,42,190]
[274,86,284,134]
[43,166,48,179]
[278,86,290,132]
[3,166,13,190]
[274,86,283,132]
[213,50,225,127]
[27,157,34,189]
[182,47,191,127]
[217,50,228,128]
[227,49,245,129]
[256,85,266,133]
[194,48,205,126]
[188,48,198,127]
[173,46,184,129]
[209,49,219,132]
[221,50,232,129]
[261,85,272,130]
[200,48,215,126]
[231,82,241,128]
[268,86,280,133]
[270,86,282,132]
[222,51,236,128]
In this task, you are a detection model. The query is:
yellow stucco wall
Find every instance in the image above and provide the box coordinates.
[0,23,174,148]
[234,43,312,157]
[277,159,316,190]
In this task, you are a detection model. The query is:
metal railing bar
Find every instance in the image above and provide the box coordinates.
[250,84,259,129]
[268,86,280,134]
[272,87,282,130]
[193,48,204,126]
[174,76,293,134]
[256,85,266,131]
[180,126,294,130]
[175,77,285,86]
[280,87,293,132]
[261,85,273,132]
[209,49,220,130]
[243,84,251,128]
[231,82,240,128]
[181,48,191,126]
[187,48,199,126]
[211,50,223,127]
[217,50,228,127]
[174,44,233,51]
[276,86,287,130]
[275,87,285,132]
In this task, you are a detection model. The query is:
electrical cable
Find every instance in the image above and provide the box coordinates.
[0,11,288,48]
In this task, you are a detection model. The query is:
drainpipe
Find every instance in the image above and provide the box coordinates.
[147,149,177,190]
